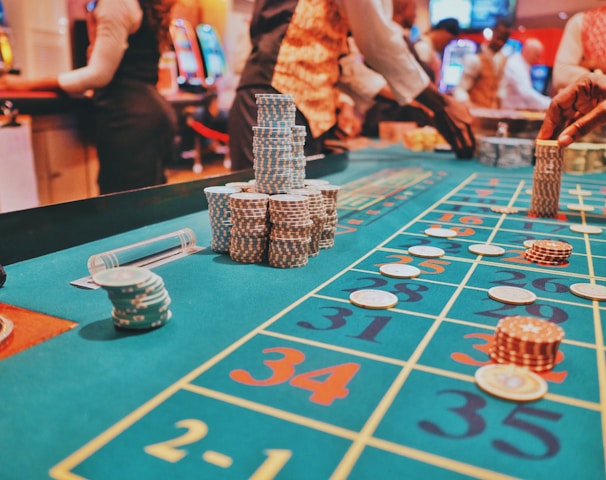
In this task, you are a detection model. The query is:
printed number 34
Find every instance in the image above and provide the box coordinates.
[230,347,360,406]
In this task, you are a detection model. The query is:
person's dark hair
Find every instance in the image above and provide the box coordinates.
[142,0,177,51]
[434,18,460,37]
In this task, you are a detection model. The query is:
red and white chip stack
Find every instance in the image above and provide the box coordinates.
[529,139,564,218]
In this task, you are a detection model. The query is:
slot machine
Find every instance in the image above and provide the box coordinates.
[195,24,227,87]
[169,18,205,92]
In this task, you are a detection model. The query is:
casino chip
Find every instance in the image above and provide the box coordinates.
[570,224,602,235]
[93,267,172,330]
[379,264,421,279]
[468,244,505,256]
[490,206,520,214]
[569,283,606,301]
[488,286,536,305]
[408,245,445,258]
[0,314,14,346]
[349,289,398,309]
[524,239,572,266]
[424,227,457,238]
[0,264,6,288]
[489,315,564,372]
[475,364,548,401]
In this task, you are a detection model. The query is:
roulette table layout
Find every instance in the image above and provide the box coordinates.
[1,144,605,479]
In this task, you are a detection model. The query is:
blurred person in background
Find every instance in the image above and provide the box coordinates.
[228,0,475,172]
[452,17,513,109]
[0,0,177,195]
[499,38,551,111]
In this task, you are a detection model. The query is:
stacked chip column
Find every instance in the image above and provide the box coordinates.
[204,186,242,253]
[288,188,326,257]
[228,192,270,263]
[318,185,340,249]
[253,93,295,194]
[529,139,564,218]
[291,125,307,188]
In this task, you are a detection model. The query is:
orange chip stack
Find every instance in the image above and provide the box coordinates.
[490,315,565,372]
[525,239,572,266]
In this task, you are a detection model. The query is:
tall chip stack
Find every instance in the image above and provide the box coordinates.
[529,139,564,218]
[288,188,327,257]
[228,192,270,263]
[318,184,340,249]
[204,186,242,253]
[268,194,312,268]
[253,93,296,194]
[291,125,307,188]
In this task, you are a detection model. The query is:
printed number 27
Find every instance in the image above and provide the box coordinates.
[230,347,360,406]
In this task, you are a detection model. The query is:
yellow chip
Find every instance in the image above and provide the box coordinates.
[523,239,536,249]
[475,364,548,402]
[379,264,421,279]
[0,314,14,345]
[349,289,398,309]
[569,283,606,301]
[488,286,537,305]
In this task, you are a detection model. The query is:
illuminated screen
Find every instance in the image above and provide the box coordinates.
[430,0,517,31]
[196,24,227,83]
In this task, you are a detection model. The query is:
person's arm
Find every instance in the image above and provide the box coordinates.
[58,0,142,93]
[342,0,429,105]
[552,12,586,93]
[538,73,606,145]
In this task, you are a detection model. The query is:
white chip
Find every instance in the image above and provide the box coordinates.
[425,227,457,238]
[569,283,606,301]
[408,245,445,258]
[468,244,506,256]
[379,264,421,279]
[570,224,603,235]
[567,189,591,196]
[567,203,595,212]
[523,239,536,249]
[475,364,548,402]
[488,286,537,305]
[349,289,399,309]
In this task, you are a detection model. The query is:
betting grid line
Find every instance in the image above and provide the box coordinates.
[51,171,605,479]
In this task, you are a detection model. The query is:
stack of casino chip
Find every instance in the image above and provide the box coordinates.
[253,93,296,194]
[291,125,307,188]
[490,315,564,372]
[92,266,172,330]
[529,140,564,218]
[228,192,270,264]
[204,186,242,253]
[525,239,572,266]
[288,188,326,257]
[317,184,341,249]
[268,194,312,268]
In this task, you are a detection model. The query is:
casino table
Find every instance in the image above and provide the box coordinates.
[1,144,606,479]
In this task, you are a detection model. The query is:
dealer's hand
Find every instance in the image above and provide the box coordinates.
[416,85,476,159]
[538,72,606,146]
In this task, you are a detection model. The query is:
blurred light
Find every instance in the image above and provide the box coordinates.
[558,11,569,20]
[483,28,493,41]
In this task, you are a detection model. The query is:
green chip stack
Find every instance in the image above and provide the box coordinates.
[92,266,172,330]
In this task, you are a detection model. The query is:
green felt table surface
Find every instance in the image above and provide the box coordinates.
[1,145,605,479]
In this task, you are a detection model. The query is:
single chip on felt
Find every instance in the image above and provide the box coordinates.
[570,224,602,235]
[468,244,505,256]
[488,286,537,305]
[379,264,421,279]
[474,364,548,402]
[349,289,398,309]
[408,245,445,258]
[569,283,606,301]
[0,264,6,287]
[491,206,519,214]
[424,227,457,238]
